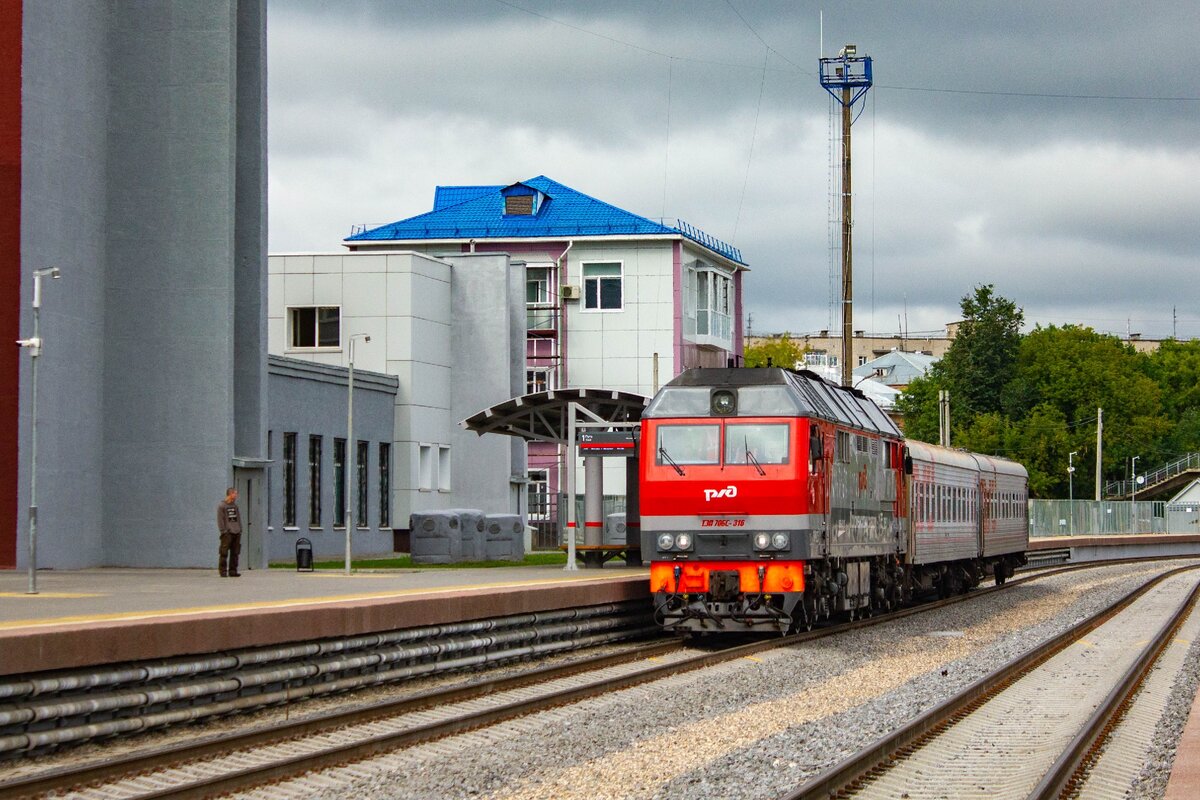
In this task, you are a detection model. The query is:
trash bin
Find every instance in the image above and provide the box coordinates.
[295,537,313,572]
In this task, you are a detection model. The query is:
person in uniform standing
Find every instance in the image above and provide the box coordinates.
[217,487,243,577]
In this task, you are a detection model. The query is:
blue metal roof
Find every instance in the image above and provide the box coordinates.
[347,175,746,266]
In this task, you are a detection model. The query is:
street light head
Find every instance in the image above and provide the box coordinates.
[34,267,61,279]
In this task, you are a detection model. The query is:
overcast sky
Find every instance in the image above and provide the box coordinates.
[267,0,1200,340]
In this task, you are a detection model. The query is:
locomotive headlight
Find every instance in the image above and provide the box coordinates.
[710,389,737,416]
[771,532,791,550]
[674,533,693,551]
[753,532,772,550]
[657,533,675,551]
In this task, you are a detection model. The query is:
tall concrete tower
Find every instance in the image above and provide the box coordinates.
[1,0,268,569]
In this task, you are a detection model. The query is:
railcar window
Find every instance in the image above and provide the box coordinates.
[725,423,790,465]
[837,430,851,462]
[656,424,721,465]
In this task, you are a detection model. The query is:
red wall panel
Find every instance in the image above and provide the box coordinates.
[0,0,22,568]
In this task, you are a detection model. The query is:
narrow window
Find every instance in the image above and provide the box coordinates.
[438,445,452,492]
[419,444,433,491]
[357,440,369,528]
[582,262,623,311]
[308,435,322,527]
[333,438,346,527]
[283,432,297,527]
[526,265,554,330]
[526,367,552,394]
[379,443,391,528]
[528,468,550,521]
[288,306,340,349]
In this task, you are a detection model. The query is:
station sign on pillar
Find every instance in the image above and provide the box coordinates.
[818,45,873,387]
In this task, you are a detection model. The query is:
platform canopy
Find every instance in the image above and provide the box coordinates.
[461,388,650,444]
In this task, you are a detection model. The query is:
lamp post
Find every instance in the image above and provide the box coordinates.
[1130,455,1140,533]
[1068,451,1078,535]
[345,333,371,575]
[16,267,62,595]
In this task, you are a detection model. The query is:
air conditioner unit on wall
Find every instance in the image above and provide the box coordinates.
[560,284,582,301]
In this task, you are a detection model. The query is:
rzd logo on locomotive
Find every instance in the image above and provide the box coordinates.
[704,485,738,502]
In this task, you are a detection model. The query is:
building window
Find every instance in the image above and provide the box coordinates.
[438,445,452,492]
[528,468,550,521]
[419,444,433,491]
[689,266,732,340]
[858,356,869,366]
[582,262,622,311]
[288,306,340,349]
[357,440,369,528]
[526,264,555,330]
[526,367,552,395]
[308,435,322,527]
[333,438,346,527]
[283,432,297,527]
[379,442,391,528]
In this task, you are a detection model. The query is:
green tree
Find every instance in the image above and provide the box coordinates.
[893,372,941,444]
[1004,325,1170,488]
[939,284,1024,418]
[744,334,806,369]
[1144,339,1200,420]
[894,285,1022,444]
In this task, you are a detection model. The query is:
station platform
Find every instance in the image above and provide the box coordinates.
[3,533,1199,679]
[0,565,649,677]
[1029,533,1200,560]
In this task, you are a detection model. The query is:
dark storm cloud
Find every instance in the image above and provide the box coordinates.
[267,0,1200,340]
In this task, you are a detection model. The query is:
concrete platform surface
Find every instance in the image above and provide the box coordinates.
[0,566,649,677]
[1165,682,1200,800]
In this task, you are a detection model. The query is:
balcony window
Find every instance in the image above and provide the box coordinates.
[526,264,556,330]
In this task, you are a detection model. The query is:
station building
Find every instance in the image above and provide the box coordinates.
[274,176,748,549]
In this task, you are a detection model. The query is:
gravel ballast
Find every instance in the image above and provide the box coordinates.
[264,562,1200,800]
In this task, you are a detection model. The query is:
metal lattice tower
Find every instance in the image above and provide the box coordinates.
[819,45,872,386]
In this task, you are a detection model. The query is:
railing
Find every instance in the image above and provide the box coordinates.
[670,219,744,264]
[1104,452,1200,497]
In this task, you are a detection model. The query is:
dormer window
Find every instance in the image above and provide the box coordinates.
[500,182,546,217]
[505,194,534,215]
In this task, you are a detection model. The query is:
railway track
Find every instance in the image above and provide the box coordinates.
[0,561,1100,800]
[2,557,1191,799]
[782,564,1200,800]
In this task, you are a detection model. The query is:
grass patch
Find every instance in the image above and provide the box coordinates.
[270,551,568,570]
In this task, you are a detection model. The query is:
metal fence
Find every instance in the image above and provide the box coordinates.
[1029,500,1168,537]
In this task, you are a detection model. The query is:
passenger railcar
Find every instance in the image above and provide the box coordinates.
[640,367,1028,634]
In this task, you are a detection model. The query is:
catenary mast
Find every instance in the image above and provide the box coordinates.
[819,45,873,386]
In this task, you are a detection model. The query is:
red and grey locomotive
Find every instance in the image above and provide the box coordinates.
[639,367,1028,634]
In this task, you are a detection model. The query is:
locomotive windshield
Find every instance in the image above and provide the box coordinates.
[656,424,721,465]
[724,423,790,465]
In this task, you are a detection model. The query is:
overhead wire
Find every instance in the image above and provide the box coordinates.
[491,0,1200,103]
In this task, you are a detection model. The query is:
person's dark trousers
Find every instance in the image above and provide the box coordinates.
[219,532,242,577]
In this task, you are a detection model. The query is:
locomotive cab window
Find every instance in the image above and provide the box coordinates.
[656,424,721,465]
[725,423,789,465]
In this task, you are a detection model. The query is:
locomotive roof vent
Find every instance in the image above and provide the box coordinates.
[710,388,737,416]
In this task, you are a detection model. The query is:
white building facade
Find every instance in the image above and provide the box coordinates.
[339,177,748,547]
